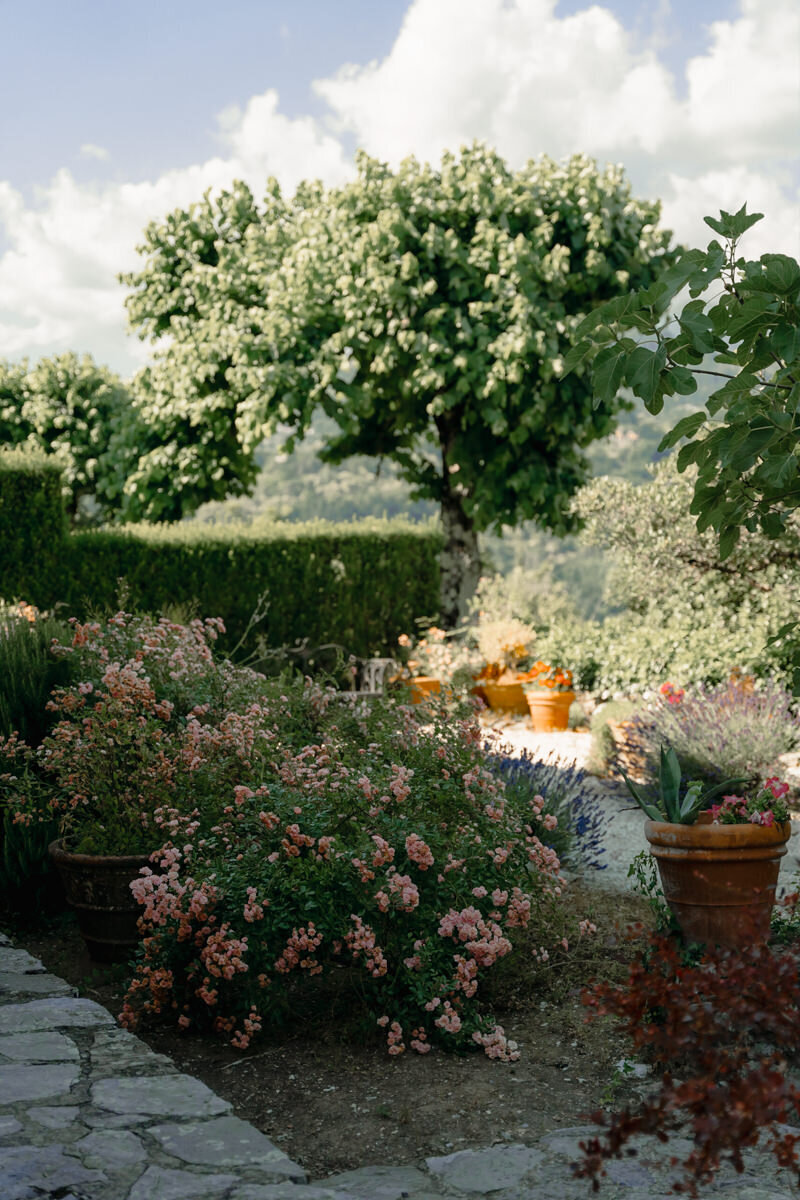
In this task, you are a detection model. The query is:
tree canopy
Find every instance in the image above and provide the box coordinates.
[566,205,800,560]
[0,353,137,525]
[566,205,800,687]
[123,144,676,620]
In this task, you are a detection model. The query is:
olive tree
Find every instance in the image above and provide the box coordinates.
[123,146,675,622]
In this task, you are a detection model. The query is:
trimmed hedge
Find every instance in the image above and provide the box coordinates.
[63,518,442,657]
[0,448,66,605]
[0,452,442,658]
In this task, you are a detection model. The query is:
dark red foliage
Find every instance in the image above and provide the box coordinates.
[576,932,800,1196]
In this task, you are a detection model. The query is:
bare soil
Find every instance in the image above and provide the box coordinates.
[10,884,654,1182]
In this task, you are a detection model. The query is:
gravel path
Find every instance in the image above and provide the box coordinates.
[481,718,800,895]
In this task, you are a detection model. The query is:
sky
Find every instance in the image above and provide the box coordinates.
[1,0,798,377]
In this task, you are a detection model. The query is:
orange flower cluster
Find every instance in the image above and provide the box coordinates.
[520,661,573,692]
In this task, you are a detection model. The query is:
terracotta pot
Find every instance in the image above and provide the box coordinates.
[407,675,441,704]
[525,689,575,732]
[481,680,529,716]
[643,814,792,948]
[49,840,151,963]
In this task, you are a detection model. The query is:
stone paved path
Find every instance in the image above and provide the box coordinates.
[3,725,799,1198]
[3,935,799,1198]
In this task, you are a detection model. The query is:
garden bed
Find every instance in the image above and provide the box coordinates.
[9,883,653,1181]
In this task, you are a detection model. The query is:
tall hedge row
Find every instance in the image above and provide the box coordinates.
[1,453,442,658]
[0,449,66,604]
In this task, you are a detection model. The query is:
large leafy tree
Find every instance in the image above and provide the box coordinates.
[0,353,138,525]
[123,146,675,621]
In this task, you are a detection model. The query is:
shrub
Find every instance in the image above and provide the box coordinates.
[1,610,598,1053]
[615,679,800,794]
[588,699,638,775]
[12,504,441,662]
[485,747,608,872]
[0,448,65,607]
[0,603,75,746]
[113,676,595,1057]
[534,588,799,698]
[0,732,62,914]
[577,932,800,1196]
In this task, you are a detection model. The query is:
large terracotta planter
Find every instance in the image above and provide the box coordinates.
[481,680,529,716]
[49,840,150,963]
[407,676,441,704]
[643,814,792,948]
[526,689,575,732]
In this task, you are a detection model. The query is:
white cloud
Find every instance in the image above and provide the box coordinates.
[684,0,800,161]
[0,94,352,374]
[315,0,799,251]
[0,0,797,375]
[659,167,800,260]
[79,143,110,161]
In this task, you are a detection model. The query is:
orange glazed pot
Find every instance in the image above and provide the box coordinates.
[407,676,441,704]
[526,689,575,733]
[481,680,529,716]
[643,813,792,948]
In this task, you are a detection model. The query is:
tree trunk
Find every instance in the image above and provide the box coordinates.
[438,487,481,628]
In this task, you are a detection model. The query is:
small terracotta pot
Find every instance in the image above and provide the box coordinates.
[481,680,529,716]
[643,814,792,948]
[525,689,575,733]
[407,676,441,704]
[49,840,151,963]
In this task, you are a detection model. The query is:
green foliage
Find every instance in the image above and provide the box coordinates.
[619,745,747,824]
[536,597,799,699]
[122,146,676,619]
[0,448,66,605]
[627,850,673,932]
[5,476,441,661]
[566,206,800,559]
[0,733,61,914]
[589,699,639,772]
[575,457,800,619]
[618,681,799,796]
[0,354,139,524]
[0,604,75,746]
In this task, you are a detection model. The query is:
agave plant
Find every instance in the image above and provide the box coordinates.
[621,746,749,825]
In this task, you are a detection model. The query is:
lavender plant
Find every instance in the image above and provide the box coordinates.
[486,746,608,872]
[618,679,800,795]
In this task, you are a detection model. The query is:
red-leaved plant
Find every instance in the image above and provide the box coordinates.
[577,928,800,1196]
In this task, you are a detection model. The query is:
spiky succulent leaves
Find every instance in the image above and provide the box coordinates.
[678,782,707,824]
[659,746,683,822]
[619,765,662,821]
[700,776,752,805]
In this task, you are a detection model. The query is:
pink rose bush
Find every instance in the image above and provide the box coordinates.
[120,686,587,1058]
[1,612,596,1059]
[3,612,265,856]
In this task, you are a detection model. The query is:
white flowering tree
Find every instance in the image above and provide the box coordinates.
[123,146,675,622]
[0,353,138,525]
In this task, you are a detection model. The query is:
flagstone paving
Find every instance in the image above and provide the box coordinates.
[0,931,797,1198]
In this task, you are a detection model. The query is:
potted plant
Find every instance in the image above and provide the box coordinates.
[471,619,538,715]
[522,662,576,732]
[396,628,450,702]
[622,747,792,948]
[6,612,239,961]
